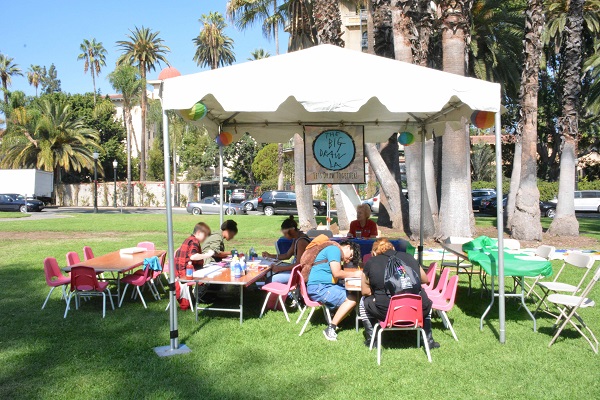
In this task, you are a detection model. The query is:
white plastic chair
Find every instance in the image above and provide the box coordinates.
[548,264,600,353]
[502,239,521,251]
[524,245,556,300]
[533,253,595,317]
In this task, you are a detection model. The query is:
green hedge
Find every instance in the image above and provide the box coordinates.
[471,180,600,202]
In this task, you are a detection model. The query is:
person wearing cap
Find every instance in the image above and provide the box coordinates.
[204,219,238,263]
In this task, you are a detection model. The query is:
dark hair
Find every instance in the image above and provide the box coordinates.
[339,240,362,266]
[193,222,211,236]
[221,219,238,234]
[281,215,298,230]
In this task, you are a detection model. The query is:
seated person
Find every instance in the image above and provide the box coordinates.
[174,222,215,310]
[204,220,238,262]
[348,204,378,238]
[360,238,439,348]
[263,216,310,284]
[306,240,362,341]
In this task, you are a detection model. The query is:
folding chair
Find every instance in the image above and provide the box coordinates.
[259,264,303,322]
[41,257,70,310]
[369,294,432,364]
[295,270,331,336]
[523,245,556,300]
[64,266,115,318]
[441,237,476,295]
[425,266,450,299]
[533,253,594,317]
[548,264,600,353]
[431,275,460,341]
[422,262,438,292]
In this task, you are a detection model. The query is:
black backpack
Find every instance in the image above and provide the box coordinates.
[383,252,421,296]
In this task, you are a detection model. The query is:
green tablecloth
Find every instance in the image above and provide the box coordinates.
[463,236,553,278]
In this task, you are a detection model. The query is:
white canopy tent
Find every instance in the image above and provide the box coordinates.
[154,45,507,356]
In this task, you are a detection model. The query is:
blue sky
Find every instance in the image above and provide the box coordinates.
[0,0,288,97]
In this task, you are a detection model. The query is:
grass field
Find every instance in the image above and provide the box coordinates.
[1,213,599,399]
[0,212,30,219]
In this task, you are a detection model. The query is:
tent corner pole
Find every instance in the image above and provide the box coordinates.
[219,126,224,228]
[418,125,426,267]
[495,111,505,344]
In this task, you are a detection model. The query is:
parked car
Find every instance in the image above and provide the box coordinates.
[362,189,408,214]
[186,197,246,215]
[257,190,327,216]
[241,197,259,212]
[230,188,247,203]
[481,195,556,218]
[550,190,600,213]
[0,193,45,212]
[472,189,496,211]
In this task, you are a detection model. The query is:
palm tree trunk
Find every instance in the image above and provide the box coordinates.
[293,133,317,230]
[510,0,544,240]
[506,139,522,227]
[274,0,280,55]
[124,107,134,206]
[438,0,474,239]
[366,0,375,54]
[312,0,345,46]
[92,71,97,105]
[277,143,284,190]
[548,0,584,237]
[139,66,147,181]
[390,5,413,62]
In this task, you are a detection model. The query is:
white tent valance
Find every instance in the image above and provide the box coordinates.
[160,45,501,143]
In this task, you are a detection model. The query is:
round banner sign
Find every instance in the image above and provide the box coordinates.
[312,129,356,171]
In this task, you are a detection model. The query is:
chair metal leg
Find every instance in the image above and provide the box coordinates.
[324,307,332,324]
[42,287,56,310]
[299,307,316,336]
[107,288,115,310]
[296,304,307,324]
[278,296,290,322]
[119,284,130,307]
[369,325,379,351]
[259,292,271,318]
[64,292,75,318]
[377,328,383,365]
[442,311,459,341]
[136,286,147,309]
[422,329,432,362]
[102,293,106,318]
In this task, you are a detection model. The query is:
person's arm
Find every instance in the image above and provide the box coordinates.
[295,238,309,261]
[419,266,429,284]
[215,250,230,258]
[368,220,378,238]
[263,245,293,261]
[190,250,215,261]
[361,272,372,296]
[348,220,357,237]
[330,261,362,279]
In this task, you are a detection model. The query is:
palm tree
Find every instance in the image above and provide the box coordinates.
[77,38,107,105]
[227,0,286,55]
[117,26,170,181]
[509,0,544,241]
[438,0,475,239]
[548,0,585,237]
[193,12,236,70]
[27,65,43,97]
[108,65,144,206]
[311,0,345,46]
[248,48,271,60]
[1,98,100,185]
[287,0,317,51]
[0,53,23,117]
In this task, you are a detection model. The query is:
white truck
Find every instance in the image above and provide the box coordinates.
[0,169,54,200]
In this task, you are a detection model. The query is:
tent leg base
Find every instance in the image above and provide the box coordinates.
[154,344,192,357]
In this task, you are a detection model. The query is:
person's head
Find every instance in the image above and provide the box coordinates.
[339,240,362,265]
[280,215,299,239]
[371,238,394,256]
[356,204,371,222]
[221,219,238,241]
[193,222,211,242]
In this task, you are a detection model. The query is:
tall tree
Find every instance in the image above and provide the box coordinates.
[548,0,585,236]
[193,12,236,70]
[248,48,271,60]
[438,0,475,239]
[77,38,107,105]
[40,64,61,94]
[227,0,285,55]
[117,26,170,181]
[287,0,317,51]
[509,0,544,241]
[108,65,144,206]
[27,65,43,97]
[0,53,23,119]
[312,0,345,46]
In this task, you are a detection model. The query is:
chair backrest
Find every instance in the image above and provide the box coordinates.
[137,241,156,251]
[422,262,437,290]
[553,253,595,290]
[572,264,600,308]
[286,264,303,290]
[66,251,81,267]
[442,275,459,304]
[535,245,555,260]
[307,229,332,238]
[43,257,64,284]
[83,246,94,261]
[295,269,320,307]
[502,239,521,250]
[383,294,424,329]
[363,254,372,265]
[445,236,473,245]
[432,267,450,294]
[70,266,101,292]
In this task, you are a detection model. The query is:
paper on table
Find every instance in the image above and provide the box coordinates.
[119,247,147,255]
[345,277,361,286]
[193,265,223,278]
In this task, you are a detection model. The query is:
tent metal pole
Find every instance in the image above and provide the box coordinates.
[494,111,505,344]
[219,126,224,228]
[419,126,425,267]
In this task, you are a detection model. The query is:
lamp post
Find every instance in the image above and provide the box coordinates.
[93,151,99,213]
[113,159,118,208]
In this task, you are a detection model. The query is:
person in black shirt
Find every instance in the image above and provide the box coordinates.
[360,238,439,349]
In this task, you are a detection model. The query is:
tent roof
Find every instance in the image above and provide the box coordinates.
[160,44,501,143]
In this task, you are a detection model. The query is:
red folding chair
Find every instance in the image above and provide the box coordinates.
[64,266,114,318]
[259,264,303,322]
[41,257,70,310]
[295,270,331,336]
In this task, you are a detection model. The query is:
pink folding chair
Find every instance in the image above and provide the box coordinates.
[295,270,331,336]
[83,246,94,261]
[137,241,156,251]
[431,275,459,341]
[41,257,71,310]
[425,266,450,299]
[259,265,303,322]
[66,251,81,266]
[119,263,154,309]
[369,294,432,364]
[422,262,438,292]
[64,266,114,318]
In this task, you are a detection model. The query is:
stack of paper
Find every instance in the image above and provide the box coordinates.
[193,265,223,278]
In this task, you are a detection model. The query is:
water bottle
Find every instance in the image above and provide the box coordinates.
[185,261,194,279]
[240,256,246,275]
[234,260,242,278]
[230,255,238,273]
[249,247,256,261]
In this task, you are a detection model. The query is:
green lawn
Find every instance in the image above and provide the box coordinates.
[1,214,599,399]
[0,212,30,219]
